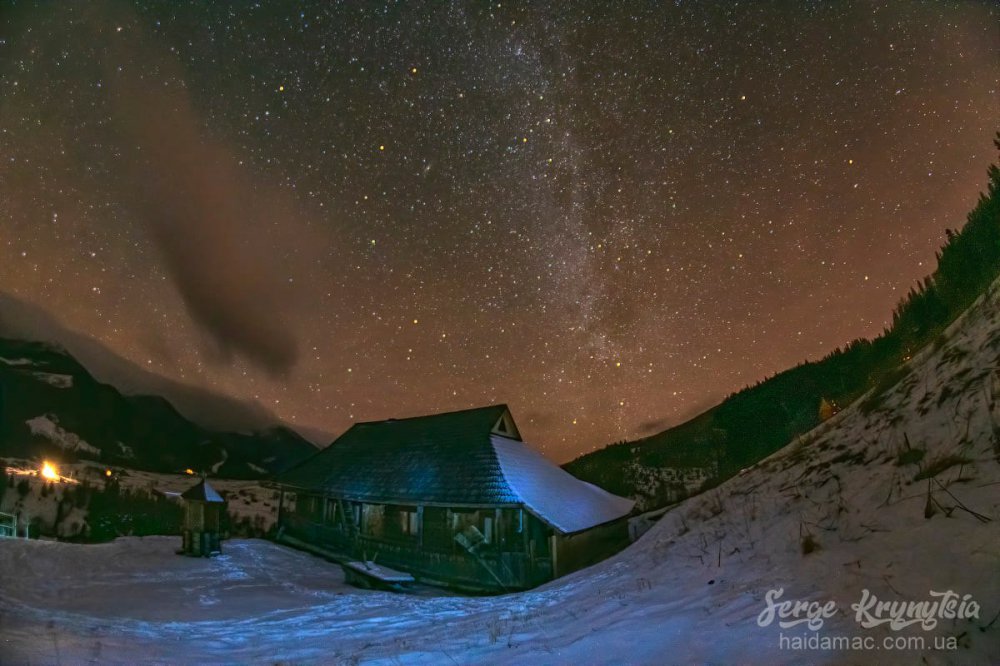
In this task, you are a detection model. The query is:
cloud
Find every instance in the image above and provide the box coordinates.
[103,12,302,375]
[0,291,281,432]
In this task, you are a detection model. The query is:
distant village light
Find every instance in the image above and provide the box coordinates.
[184,468,195,475]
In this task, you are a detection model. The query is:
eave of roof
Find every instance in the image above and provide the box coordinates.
[490,436,634,534]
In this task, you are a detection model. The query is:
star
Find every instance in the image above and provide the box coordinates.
[0,0,993,463]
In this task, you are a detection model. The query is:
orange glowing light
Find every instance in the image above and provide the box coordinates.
[105,469,113,477]
[41,461,59,481]
[185,468,195,475]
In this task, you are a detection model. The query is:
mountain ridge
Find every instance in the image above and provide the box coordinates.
[0,291,319,436]
[0,336,317,478]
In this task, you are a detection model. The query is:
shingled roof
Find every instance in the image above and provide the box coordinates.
[275,405,634,534]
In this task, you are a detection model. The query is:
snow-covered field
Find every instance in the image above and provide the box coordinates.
[1,280,999,664]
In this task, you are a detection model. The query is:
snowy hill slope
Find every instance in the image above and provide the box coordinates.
[1,280,997,662]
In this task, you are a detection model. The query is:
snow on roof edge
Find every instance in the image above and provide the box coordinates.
[491,435,634,534]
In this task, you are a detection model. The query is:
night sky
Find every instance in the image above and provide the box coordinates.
[1,2,996,461]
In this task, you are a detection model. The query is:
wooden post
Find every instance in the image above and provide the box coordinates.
[550,534,559,578]
[521,509,529,573]
[337,498,348,531]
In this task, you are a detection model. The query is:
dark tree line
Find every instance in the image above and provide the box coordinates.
[84,480,183,541]
[715,135,1000,475]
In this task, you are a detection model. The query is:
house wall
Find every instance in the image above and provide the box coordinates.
[181,502,223,556]
[281,493,555,591]
[421,505,451,551]
[285,492,631,587]
[553,517,630,577]
[184,502,204,531]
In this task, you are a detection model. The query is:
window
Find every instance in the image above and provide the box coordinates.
[361,503,386,536]
[400,508,419,537]
[491,411,520,439]
[409,511,419,535]
[297,494,323,521]
[483,516,493,544]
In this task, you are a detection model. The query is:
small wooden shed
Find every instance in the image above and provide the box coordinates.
[180,479,226,557]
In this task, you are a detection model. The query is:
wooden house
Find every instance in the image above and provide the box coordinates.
[272,405,635,592]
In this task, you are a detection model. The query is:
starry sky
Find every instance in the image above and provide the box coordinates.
[1,1,997,461]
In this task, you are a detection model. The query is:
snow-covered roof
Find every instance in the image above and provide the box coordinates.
[491,436,634,534]
[181,479,225,503]
[275,405,634,533]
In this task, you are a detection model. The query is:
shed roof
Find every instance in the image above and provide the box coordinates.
[275,405,634,534]
[181,479,225,503]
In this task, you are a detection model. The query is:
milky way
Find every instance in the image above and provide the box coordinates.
[1,2,996,460]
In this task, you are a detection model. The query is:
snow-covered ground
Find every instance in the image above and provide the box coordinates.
[1,280,999,664]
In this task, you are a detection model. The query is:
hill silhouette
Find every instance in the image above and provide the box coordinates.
[566,133,1000,509]
[0,337,316,478]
